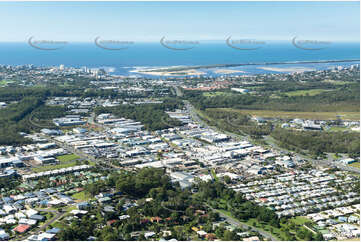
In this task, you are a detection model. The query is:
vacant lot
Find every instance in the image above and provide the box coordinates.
[0,80,15,86]
[32,161,79,172]
[210,108,360,121]
[203,92,230,97]
[284,89,332,97]
[72,191,91,201]
[57,154,80,162]
[31,153,86,172]
[349,162,360,168]
[289,216,312,225]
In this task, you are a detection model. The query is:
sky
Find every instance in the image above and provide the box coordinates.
[0,1,359,43]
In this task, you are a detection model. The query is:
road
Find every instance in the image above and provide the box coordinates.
[14,208,65,240]
[184,99,359,174]
[205,204,278,241]
[87,112,103,129]
[35,211,65,233]
[184,100,252,143]
[39,119,125,172]
[184,100,210,130]
[41,133,98,164]
[174,86,184,97]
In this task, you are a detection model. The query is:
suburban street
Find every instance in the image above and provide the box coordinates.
[14,208,64,241]
[34,209,65,233]
[205,204,278,241]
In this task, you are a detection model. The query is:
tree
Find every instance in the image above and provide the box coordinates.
[171,212,179,221]
[223,176,232,184]
[222,230,237,241]
[314,232,324,241]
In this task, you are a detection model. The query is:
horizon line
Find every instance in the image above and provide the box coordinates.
[0,39,359,44]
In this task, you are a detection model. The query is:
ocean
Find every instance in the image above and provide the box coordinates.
[0,41,359,77]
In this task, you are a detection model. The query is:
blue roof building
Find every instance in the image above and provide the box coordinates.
[46,228,61,234]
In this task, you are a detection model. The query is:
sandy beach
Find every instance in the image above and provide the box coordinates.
[130,68,206,76]
[212,69,245,74]
[258,66,315,73]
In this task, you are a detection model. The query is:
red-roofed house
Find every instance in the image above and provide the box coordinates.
[151,217,162,223]
[13,224,30,233]
[107,220,118,226]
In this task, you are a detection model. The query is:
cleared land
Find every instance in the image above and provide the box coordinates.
[0,80,15,86]
[72,191,91,201]
[210,108,360,121]
[289,216,313,225]
[284,89,332,97]
[244,218,286,240]
[328,126,358,132]
[245,216,313,241]
[349,162,360,168]
[203,92,230,97]
[31,153,89,172]
[32,161,79,172]
[57,154,80,162]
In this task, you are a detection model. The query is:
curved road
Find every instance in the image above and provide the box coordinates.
[205,204,278,241]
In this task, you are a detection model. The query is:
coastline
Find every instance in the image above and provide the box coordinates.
[134,59,360,73]
[126,59,359,77]
[257,66,315,73]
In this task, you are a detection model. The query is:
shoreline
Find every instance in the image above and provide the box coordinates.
[257,66,316,73]
[126,59,359,77]
[136,59,360,73]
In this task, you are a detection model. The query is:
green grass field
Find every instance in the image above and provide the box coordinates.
[32,154,94,172]
[56,154,80,162]
[328,126,350,132]
[32,154,83,172]
[246,216,314,240]
[215,207,313,241]
[218,209,232,217]
[32,161,79,172]
[216,209,282,240]
[245,218,284,240]
[289,216,312,225]
[72,191,91,201]
[284,89,332,97]
[349,162,360,168]
[210,108,360,121]
[203,92,230,97]
[0,80,15,86]
[339,238,361,241]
